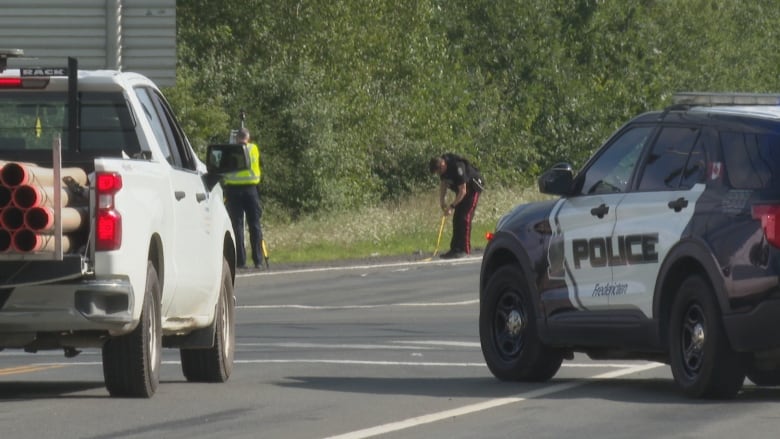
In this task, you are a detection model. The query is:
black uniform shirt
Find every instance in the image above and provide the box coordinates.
[440,154,469,192]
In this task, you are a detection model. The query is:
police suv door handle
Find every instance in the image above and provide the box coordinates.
[174,190,185,201]
[196,192,207,203]
[668,197,689,212]
[590,203,609,219]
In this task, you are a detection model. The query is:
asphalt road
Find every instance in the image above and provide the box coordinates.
[1,257,780,438]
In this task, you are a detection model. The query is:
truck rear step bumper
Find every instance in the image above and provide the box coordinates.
[0,276,136,333]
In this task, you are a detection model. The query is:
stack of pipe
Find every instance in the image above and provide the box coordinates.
[0,160,88,254]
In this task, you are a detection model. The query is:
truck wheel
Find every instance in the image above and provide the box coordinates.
[180,258,235,382]
[102,261,162,397]
[669,275,744,398]
[480,265,563,381]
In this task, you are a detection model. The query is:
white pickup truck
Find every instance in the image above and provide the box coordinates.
[0,52,238,397]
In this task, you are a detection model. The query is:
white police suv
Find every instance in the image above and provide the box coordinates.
[480,92,780,399]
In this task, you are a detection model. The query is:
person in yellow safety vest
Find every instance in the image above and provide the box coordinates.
[223,128,264,269]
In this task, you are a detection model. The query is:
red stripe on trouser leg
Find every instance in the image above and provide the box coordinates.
[463,192,479,254]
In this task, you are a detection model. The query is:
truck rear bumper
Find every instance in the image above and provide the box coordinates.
[0,276,136,335]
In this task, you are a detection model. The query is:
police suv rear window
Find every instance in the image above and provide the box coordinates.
[721,131,780,190]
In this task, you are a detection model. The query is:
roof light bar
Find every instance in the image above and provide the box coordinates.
[673,92,780,106]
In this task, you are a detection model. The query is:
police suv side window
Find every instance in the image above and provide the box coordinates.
[577,126,653,195]
[637,127,699,191]
[721,131,780,190]
[679,138,706,189]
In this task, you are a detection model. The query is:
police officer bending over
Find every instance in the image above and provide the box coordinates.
[429,153,484,259]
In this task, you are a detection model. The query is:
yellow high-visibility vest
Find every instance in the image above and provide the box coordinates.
[223,142,262,185]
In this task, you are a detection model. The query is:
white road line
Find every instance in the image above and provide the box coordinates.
[237,300,478,310]
[236,257,481,277]
[322,362,664,439]
[237,342,437,350]
[392,340,480,348]
[234,359,488,367]
[24,358,661,371]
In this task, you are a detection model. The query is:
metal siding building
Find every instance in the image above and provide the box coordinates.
[0,0,176,86]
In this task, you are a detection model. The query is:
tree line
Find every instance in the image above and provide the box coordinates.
[169,0,780,219]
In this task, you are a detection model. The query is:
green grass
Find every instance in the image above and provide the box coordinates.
[256,186,551,265]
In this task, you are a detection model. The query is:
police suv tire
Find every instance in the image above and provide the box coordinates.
[180,258,235,382]
[669,275,745,399]
[102,261,162,398]
[480,265,563,381]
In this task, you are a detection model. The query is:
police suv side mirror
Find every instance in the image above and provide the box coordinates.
[538,162,574,196]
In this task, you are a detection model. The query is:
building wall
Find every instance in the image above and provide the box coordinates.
[0,0,176,86]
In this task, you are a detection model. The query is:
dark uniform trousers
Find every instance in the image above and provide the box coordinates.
[225,184,263,267]
[451,189,480,254]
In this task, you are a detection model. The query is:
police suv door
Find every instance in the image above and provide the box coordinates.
[610,126,706,316]
[553,126,654,311]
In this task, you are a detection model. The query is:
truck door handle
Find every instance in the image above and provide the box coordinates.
[196,193,207,203]
[668,197,689,212]
[590,203,609,219]
[175,191,185,201]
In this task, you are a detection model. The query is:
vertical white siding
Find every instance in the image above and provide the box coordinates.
[123,0,176,86]
[0,0,176,86]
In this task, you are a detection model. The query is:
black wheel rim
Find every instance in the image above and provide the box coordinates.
[680,302,706,379]
[493,289,526,361]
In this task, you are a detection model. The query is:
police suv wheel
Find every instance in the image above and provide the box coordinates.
[480,265,563,381]
[669,275,744,399]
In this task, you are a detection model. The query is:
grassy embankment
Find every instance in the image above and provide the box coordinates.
[258,186,551,265]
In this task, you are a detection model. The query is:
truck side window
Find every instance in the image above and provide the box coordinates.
[149,90,197,172]
[637,126,699,191]
[133,87,180,167]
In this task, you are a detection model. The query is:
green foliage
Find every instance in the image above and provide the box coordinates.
[170,0,780,218]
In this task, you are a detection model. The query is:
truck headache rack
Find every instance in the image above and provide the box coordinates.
[0,52,81,261]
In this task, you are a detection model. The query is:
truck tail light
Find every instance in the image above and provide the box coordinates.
[95,172,122,251]
[752,204,780,248]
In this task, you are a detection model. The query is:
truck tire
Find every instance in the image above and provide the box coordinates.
[480,265,563,381]
[102,261,162,397]
[180,258,235,382]
[669,275,744,398]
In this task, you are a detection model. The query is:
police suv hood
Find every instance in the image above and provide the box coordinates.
[496,199,558,233]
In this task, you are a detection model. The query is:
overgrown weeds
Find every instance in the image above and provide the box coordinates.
[257,186,550,264]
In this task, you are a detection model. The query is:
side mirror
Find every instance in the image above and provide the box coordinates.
[538,162,574,196]
[206,143,251,174]
[204,143,251,190]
